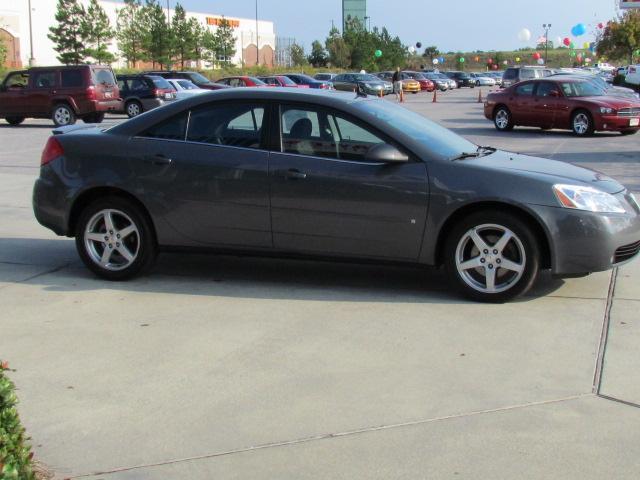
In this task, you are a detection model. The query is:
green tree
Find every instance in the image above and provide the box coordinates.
[597,10,640,64]
[307,40,328,67]
[189,17,206,65]
[208,17,236,66]
[48,0,86,65]
[0,40,7,66]
[142,0,173,69]
[291,42,307,66]
[116,0,147,67]
[82,0,116,64]
[325,27,350,68]
[422,45,439,61]
[172,4,195,69]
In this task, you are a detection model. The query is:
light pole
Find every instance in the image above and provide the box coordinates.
[255,0,259,66]
[543,23,552,65]
[28,0,35,65]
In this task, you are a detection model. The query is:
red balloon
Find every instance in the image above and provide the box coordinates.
[488,58,493,64]
[597,22,604,29]
[563,37,571,46]
[492,64,498,70]
[533,52,541,60]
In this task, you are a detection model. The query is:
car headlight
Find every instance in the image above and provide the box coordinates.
[599,107,615,114]
[553,184,626,213]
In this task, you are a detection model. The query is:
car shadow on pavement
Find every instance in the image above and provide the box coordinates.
[0,124,55,129]
[449,125,625,139]
[0,237,565,304]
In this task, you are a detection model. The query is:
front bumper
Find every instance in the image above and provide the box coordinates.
[595,114,640,132]
[402,83,421,93]
[530,193,640,275]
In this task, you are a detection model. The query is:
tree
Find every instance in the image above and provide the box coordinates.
[48,0,86,65]
[597,10,640,64]
[307,40,328,67]
[116,0,147,67]
[189,17,206,66]
[172,4,195,69]
[325,27,350,68]
[207,17,236,66]
[291,42,307,66]
[142,0,173,69]
[82,0,115,64]
[422,45,439,61]
[0,40,7,66]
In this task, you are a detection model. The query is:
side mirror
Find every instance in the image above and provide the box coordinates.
[366,143,409,163]
[549,90,560,97]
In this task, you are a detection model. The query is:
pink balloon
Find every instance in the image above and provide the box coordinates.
[563,37,571,47]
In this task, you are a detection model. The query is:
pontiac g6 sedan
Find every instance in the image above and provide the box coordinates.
[33,89,640,302]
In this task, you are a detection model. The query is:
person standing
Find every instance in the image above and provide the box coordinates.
[392,67,402,102]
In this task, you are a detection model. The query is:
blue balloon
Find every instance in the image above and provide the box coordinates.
[571,23,587,37]
[439,56,445,63]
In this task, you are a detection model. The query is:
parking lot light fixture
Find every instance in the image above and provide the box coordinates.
[543,24,552,65]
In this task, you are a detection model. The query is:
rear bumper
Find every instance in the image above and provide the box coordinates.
[595,114,640,132]
[33,171,70,236]
[529,196,640,275]
[92,99,123,113]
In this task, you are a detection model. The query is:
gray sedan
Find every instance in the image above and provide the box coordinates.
[33,89,640,301]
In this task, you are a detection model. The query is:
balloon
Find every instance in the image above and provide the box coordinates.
[492,64,498,70]
[408,46,416,54]
[517,28,531,42]
[569,42,575,49]
[503,60,508,65]
[459,57,465,63]
[515,57,521,62]
[570,51,577,57]
[416,42,422,49]
[571,23,587,37]
[439,56,445,63]
[432,58,439,65]
[556,36,563,47]
[597,22,604,29]
[475,56,480,62]
[537,58,545,65]
[563,37,571,47]
[532,52,541,60]
[586,58,591,63]
[487,58,493,64]
[374,49,382,58]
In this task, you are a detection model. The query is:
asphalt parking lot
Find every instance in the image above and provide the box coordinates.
[1,88,639,479]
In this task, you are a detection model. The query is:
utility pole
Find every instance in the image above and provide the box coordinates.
[543,23,552,65]
[28,0,35,65]
[255,0,259,66]
[166,0,170,25]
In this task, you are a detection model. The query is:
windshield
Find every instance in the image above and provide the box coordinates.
[561,81,605,97]
[353,74,380,82]
[280,76,297,86]
[189,72,210,84]
[354,100,477,159]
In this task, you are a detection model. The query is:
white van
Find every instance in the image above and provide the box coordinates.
[594,62,616,73]
[625,65,640,86]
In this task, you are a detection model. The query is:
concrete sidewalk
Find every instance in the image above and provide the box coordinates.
[0,89,638,479]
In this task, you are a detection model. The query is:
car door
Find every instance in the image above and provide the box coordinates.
[29,70,58,116]
[332,75,351,92]
[269,103,429,260]
[532,81,567,128]
[509,82,536,125]
[129,101,272,248]
[0,71,29,116]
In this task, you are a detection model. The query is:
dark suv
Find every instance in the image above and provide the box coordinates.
[144,71,229,90]
[0,65,121,126]
[443,71,475,88]
[116,75,177,118]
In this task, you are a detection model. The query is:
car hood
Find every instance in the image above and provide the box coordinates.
[581,95,640,109]
[472,150,625,194]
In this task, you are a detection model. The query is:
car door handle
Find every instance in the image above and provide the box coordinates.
[283,169,307,180]
[145,154,172,165]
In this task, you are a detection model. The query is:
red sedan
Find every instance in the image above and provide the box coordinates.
[215,76,272,88]
[484,78,640,136]
[404,71,436,92]
[257,75,310,88]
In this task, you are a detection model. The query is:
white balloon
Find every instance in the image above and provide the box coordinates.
[517,28,531,42]
[556,36,563,47]
[537,58,545,65]
[432,58,439,65]
[408,46,416,54]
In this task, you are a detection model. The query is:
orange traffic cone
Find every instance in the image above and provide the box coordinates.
[432,89,437,103]
[379,88,383,98]
[477,89,483,103]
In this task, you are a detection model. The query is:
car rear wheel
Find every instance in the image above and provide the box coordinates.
[52,104,76,127]
[126,101,143,118]
[621,129,638,136]
[75,197,157,280]
[5,116,25,126]
[494,106,514,131]
[571,110,594,136]
[445,211,540,302]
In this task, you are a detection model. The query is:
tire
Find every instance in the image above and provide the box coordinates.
[621,129,638,136]
[5,116,25,126]
[444,210,540,302]
[476,80,481,87]
[571,110,594,136]
[126,100,143,118]
[83,112,105,124]
[493,106,514,131]
[75,196,157,281]
[52,103,76,127]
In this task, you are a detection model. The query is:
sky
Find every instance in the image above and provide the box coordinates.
[113,0,620,52]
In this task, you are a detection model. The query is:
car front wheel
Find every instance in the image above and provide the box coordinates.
[52,104,76,127]
[445,211,540,302]
[75,197,157,280]
[571,110,594,136]
[494,106,514,131]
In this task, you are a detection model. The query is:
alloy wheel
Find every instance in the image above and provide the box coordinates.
[127,103,141,117]
[54,106,72,126]
[84,209,140,271]
[495,110,509,129]
[455,224,526,294]
[573,113,590,135]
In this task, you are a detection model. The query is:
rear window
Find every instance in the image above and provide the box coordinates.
[92,68,115,86]
[188,72,210,84]
[503,69,517,80]
[61,69,84,87]
[247,77,267,86]
[150,77,173,89]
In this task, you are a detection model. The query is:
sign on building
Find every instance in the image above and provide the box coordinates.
[206,17,240,28]
[620,0,640,8]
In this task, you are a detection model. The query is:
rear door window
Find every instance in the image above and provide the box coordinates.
[3,72,29,88]
[515,83,534,96]
[61,69,84,88]
[503,69,516,80]
[32,71,57,88]
[130,79,147,91]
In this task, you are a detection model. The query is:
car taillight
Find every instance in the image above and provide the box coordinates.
[86,85,96,100]
[41,137,64,166]
[153,88,161,97]
[320,83,329,89]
